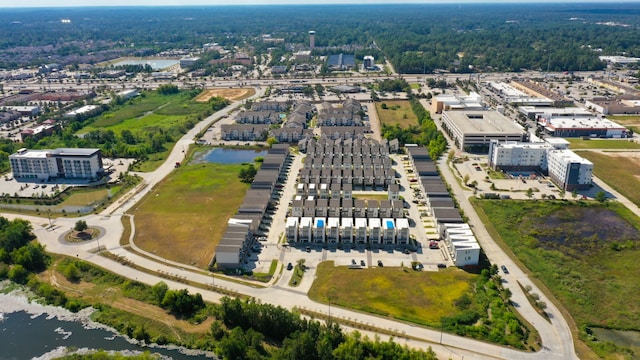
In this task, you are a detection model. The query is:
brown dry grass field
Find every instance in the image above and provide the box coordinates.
[375,100,419,129]
[194,88,256,102]
[580,151,640,207]
[130,161,250,268]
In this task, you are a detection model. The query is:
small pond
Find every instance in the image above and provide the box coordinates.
[194,148,268,164]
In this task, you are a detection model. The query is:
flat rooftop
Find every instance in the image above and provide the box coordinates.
[444,110,523,135]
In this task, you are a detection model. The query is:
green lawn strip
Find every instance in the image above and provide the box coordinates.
[472,199,640,358]
[288,265,305,287]
[251,260,279,282]
[566,138,640,150]
[376,100,420,129]
[579,151,640,207]
[352,194,390,202]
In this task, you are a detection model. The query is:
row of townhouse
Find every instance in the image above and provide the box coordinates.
[294,183,401,201]
[300,137,399,154]
[235,110,281,125]
[319,126,369,140]
[220,124,269,141]
[213,144,290,268]
[298,167,396,188]
[405,145,480,267]
[252,101,288,112]
[290,198,405,219]
[303,156,393,171]
[439,224,481,267]
[316,99,364,126]
[286,217,410,245]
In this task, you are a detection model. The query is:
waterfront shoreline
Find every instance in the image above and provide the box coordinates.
[0,281,215,359]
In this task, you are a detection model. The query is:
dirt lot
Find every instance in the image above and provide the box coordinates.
[194,88,255,102]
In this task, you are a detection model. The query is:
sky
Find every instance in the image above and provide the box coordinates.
[2,0,638,8]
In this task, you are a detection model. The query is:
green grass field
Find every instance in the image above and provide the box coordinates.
[130,159,250,269]
[472,199,640,358]
[84,92,210,131]
[376,100,420,129]
[309,261,474,326]
[566,138,640,150]
[579,151,640,207]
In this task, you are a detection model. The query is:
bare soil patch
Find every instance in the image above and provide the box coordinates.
[194,88,255,102]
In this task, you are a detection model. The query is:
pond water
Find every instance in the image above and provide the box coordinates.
[195,148,268,164]
[0,311,214,359]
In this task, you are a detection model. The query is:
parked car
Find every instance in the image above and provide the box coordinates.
[286,262,293,271]
[437,263,447,269]
[377,260,383,267]
[501,265,509,274]
[305,246,311,253]
[360,260,366,267]
[351,259,356,265]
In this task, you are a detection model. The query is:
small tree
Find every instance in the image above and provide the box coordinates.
[74,220,88,232]
[595,191,607,203]
[571,189,578,200]
[463,174,470,185]
[525,188,534,199]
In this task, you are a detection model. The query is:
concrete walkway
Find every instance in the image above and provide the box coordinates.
[0,91,584,360]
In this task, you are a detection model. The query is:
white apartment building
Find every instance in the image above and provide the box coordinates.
[396,218,410,244]
[382,218,395,244]
[488,141,550,171]
[547,150,593,191]
[286,217,298,242]
[9,148,104,181]
[341,218,354,244]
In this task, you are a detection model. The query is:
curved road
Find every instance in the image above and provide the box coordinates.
[1,87,580,360]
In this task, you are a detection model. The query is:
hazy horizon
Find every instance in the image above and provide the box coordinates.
[3,0,640,9]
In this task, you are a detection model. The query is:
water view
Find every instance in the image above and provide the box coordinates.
[0,311,213,359]
[195,148,268,164]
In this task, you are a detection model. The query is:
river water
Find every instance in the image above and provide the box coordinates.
[0,289,215,360]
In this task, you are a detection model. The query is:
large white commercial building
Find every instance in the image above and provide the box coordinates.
[488,139,593,190]
[441,110,525,151]
[9,148,104,181]
[547,150,593,191]
[430,91,484,114]
[532,107,628,138]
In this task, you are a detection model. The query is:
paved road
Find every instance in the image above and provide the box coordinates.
[0,85,600,360]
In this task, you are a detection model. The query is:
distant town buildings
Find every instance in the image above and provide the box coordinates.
[327,54,355,70]
[309,30,316,49]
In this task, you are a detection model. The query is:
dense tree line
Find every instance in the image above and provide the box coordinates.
[0,216,49,284]
[212,297,438,360]
[441,265,530,348]
[1,4,640,72]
